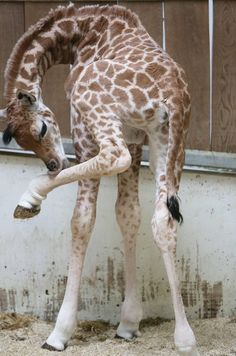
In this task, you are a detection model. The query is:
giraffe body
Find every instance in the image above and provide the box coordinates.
[0,5,198,355]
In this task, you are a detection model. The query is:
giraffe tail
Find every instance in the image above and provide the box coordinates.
[167,195,183,224]
[164,101,190,225]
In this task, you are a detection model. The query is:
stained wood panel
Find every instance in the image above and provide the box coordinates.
[1,0,236,155]
[0,0,118,2]
[165,1,210,151]
[0,3,24,131]
[120,1,163,46]
[212,1,236,153]
[25,2,71,137]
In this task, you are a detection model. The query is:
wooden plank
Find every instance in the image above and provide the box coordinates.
[25,2,72,137]
[120,1,163,46]
[0,0,120,2]
[212,1,236,153]
[0,3,24,131]
[165,1,210,151]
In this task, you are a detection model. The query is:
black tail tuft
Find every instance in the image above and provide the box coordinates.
[167,196,183,224]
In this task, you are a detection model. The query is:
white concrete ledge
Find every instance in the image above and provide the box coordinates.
[0,153,236,322]
[0,133,236,175]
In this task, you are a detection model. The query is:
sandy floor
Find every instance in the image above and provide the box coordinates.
[0,314,236,355]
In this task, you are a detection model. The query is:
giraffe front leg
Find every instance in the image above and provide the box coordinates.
[152,197,199,356]
[115,144,143,340]
[42,179,99,351]
[14,131,131,219]
[115,195,143,340]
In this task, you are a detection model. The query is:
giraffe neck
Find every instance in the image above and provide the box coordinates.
[4,5,80,102]
[4,4,142,103]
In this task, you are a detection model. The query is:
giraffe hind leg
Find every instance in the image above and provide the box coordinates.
[148,116,199,355]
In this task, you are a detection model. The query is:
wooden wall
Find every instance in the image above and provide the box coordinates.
[0,1,236,153]
[212,1,236,153]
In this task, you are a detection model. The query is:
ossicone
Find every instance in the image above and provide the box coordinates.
[17,90,37,107]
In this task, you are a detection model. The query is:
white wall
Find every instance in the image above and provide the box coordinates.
[0,154,236,323]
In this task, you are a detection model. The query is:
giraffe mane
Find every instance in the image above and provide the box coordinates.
[78,5,141,28]
[4,3,141,102]
[4,3,76,102]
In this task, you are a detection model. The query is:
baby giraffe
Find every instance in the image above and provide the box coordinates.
[0,4,198,355]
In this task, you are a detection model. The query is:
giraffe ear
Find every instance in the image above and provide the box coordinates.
[3,124,14,145]
[16,90,37,107]
[0,108,7,121]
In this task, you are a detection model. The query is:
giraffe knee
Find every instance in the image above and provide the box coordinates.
[115,198,141,233]
[99,145,132,176]
[151,203,177,253]
[71,206,95,238]
[117,148,132,173]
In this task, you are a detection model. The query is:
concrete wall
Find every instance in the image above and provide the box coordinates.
[0,153,236,323]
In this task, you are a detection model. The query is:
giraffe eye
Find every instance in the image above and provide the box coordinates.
[40,121,47,138]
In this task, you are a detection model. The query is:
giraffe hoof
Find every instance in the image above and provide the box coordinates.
[42,342,59,351]
[115,330,140,340]
[14,205,40,219]
[116,321,141,340]
[114,333,135,340]
[41,342,66,351]
[176,345,199,356]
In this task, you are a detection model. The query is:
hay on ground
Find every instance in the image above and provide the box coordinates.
[0,312,35,331]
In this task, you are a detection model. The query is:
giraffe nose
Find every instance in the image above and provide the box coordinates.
[46,159,59,172]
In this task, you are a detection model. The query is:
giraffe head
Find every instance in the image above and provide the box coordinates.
[0,90,69,175]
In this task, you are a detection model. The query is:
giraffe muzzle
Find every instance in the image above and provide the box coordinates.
[46,158,70,175]
[47,159,59,172]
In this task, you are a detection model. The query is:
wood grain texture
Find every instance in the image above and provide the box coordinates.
[25,2,71,137]
[212,1,236,153]
[120,1,163,46]
[0,0,119,2]
[165,1,210,151]
[0,3,24,131]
